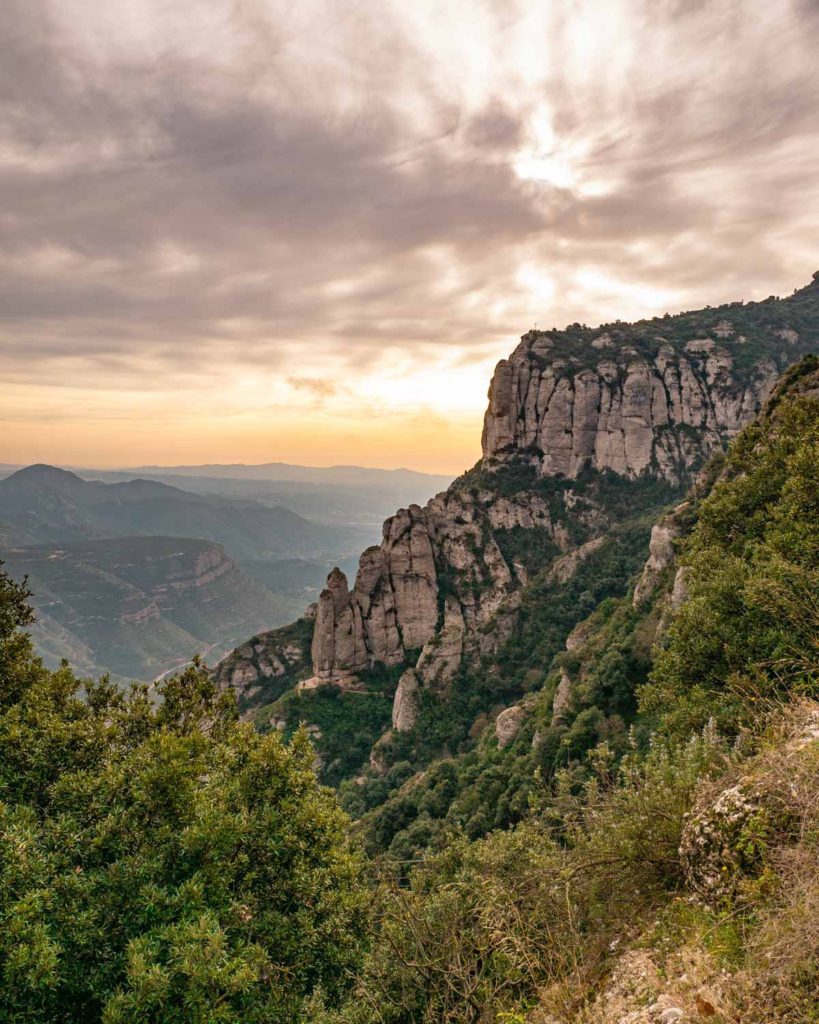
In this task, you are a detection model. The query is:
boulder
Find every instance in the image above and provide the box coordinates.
[495,704,527,749]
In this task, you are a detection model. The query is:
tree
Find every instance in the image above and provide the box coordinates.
[0,568,367,1023]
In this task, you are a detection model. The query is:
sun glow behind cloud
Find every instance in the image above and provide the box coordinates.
[1,0,818,471]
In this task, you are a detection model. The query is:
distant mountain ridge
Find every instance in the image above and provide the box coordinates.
[0,464,365,559]
[0,465,385,681]
[120,463,453,486]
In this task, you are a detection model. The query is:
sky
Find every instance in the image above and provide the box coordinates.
[2,0,818,474]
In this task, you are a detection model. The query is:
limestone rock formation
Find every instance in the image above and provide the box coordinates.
[495,704,527,748]
[213,618,312,707]
[565,618,594,651]
[670,567,690,610]
[680,704,819,908]
[392,669,421,732]
[633,509,685,606]
[306,489,521,683]
[311,567,370,682]
[551,668,573,726]
[416,596,465,687]
[301,320,798,687]
[548,536,606,585]
[220,276,818,767]
[482,331,781,483]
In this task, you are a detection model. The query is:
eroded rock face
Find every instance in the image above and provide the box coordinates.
[304,307,805,687]
[213,620,311,708]
[551,668,573,726]
[481,332,781,483]
[311,567,369,681]
[416,596,465,687]
[548,536,606,585]
[307,489,522,683]
[392,669,420,732]
[633,510,685,606]
[670,567,690,610]
[495,704,527,748]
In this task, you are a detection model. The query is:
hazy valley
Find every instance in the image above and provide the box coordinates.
[0,462,450,681]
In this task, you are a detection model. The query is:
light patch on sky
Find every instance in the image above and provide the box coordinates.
[1,0,818,472]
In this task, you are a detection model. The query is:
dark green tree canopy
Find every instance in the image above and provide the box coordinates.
[0,572,367,1023]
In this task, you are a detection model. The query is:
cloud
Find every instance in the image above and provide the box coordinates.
[1,0,818,469]
[287,377,339,400]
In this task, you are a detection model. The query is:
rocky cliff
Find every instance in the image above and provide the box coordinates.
[299,278,817,694]
[482,330,780,482]
[306,487,548,689]
[216,276,818,794]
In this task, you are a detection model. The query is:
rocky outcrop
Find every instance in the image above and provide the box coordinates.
[670,567,690,610]
[224,277,818,747]
[633,509,685,606]
[302,323,796,690]
[680,703,819,908]
[392,669,421,732]
[416,596,465,687]
[495,704,527,748]
[551,668,573,726]
[311,567,370,681]
[548,536,606,584]
[482,331,783,483]
[565,618,594,651]
[213,616,313,706]
[307,490,521,684]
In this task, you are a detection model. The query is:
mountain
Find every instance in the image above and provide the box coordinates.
[0,466,379,681]
[1,536,296,682]
[322,353,819,1023]
[123,462,451,486]
[0,464,369,558]
[216,273,818,794]
[73,465,455,530]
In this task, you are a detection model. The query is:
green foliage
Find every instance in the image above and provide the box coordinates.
[513,273,818,384]
[642,359,819,736]
[321,728,730,1024]
[267,682,393,787]
[0,573,367,1023]
[344,512,669,858]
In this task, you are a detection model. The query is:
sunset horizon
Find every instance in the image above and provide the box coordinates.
[4,0,818,473]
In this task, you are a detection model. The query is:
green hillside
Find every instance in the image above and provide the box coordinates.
[2,537,298,682]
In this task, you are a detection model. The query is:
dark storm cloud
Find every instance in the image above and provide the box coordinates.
[1,0,818,398]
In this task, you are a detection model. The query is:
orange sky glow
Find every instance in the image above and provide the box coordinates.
[2,0,817,473]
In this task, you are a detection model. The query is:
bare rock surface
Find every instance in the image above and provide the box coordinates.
[220,286,816,749]
[213,618,312,707]
[392,669,421,732]
[482,331,781,483]
[495,704,528,748]
[670,567,690,609]
[548,536,606,584]
[633,508,685,606]
[551,668,573,726]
